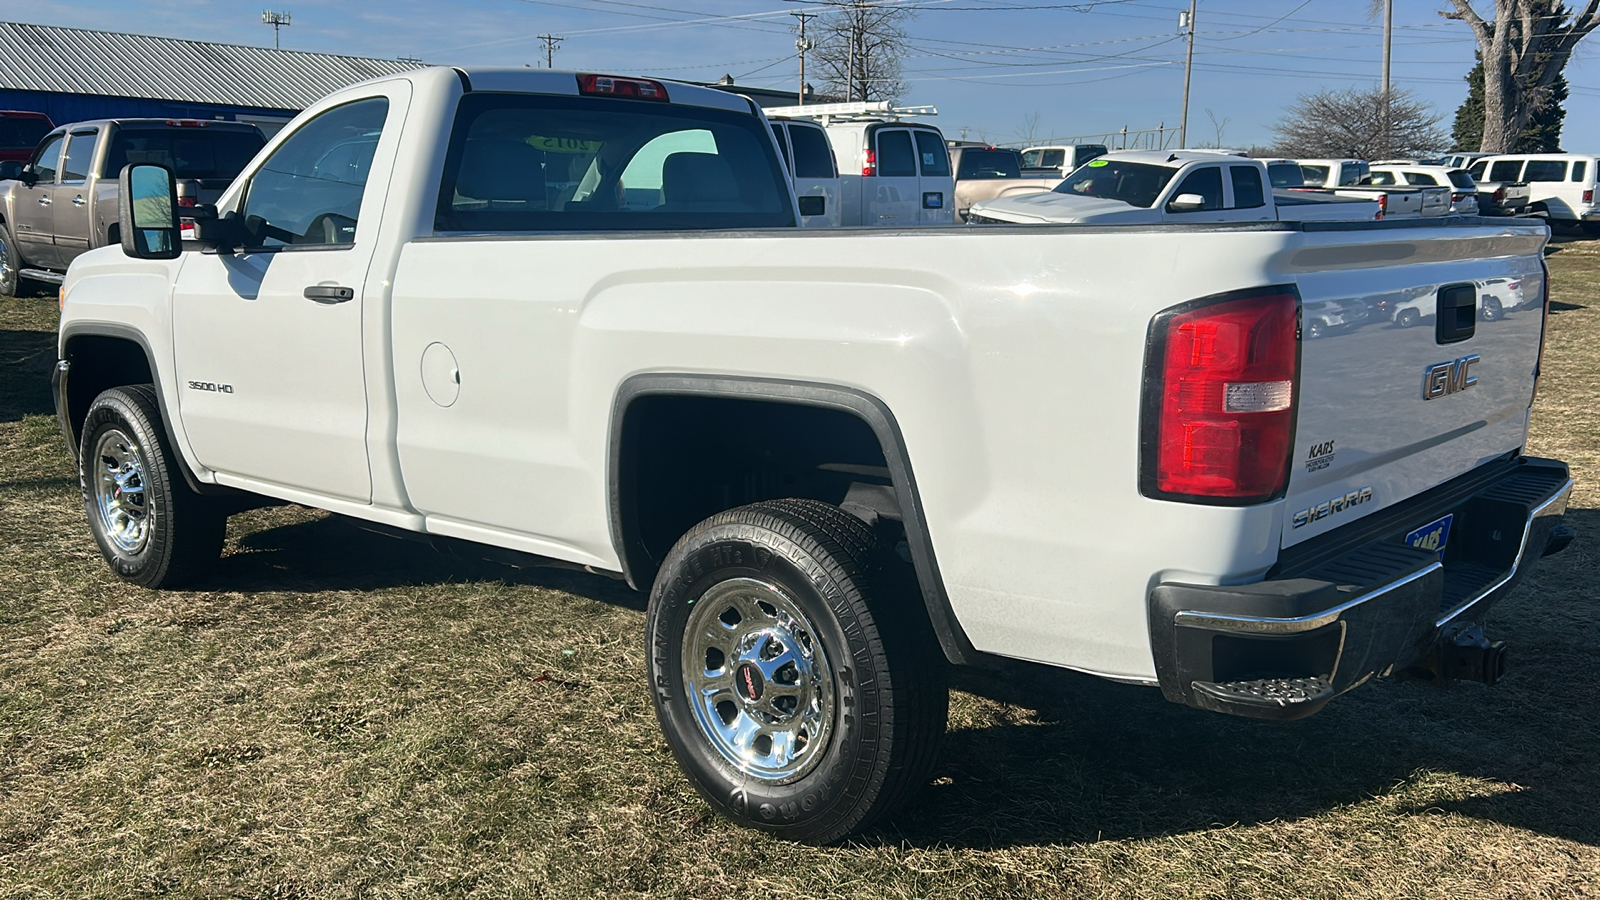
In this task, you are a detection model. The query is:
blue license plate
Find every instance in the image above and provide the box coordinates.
[1405,514,1454,554]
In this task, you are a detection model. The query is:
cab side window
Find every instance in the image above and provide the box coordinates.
[239,97,389,248]
[1170,166,1223,211]
[1228,165,1264,208]
[29,133,63,183]
[61,131,96,184]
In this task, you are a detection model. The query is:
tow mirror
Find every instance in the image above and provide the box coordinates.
[118,163,181,260]
[0,161,21,181]
[1168,192,1206,212]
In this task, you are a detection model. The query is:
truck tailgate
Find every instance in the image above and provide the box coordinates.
[1278,223,1548,549]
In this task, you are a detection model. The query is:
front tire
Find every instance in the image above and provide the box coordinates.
[79,385,224,588]
[1396,308,1420,328]
[647,499,947,843]
[1480,296,1503,321]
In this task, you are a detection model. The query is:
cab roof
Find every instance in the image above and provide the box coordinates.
[448,67,755,115]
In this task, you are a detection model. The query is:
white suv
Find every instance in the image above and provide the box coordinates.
[1471,153,1600,232]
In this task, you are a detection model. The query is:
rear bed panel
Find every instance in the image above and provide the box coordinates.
[1274,224,1548,549]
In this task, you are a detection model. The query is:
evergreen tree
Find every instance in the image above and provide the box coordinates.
[1451,58,1567,152]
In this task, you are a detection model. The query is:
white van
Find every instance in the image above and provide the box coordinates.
[768,117,841,228]
[764,103,957,227]
[1466,153,1600,231]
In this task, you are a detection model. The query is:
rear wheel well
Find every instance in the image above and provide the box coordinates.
[61,334,154,451]
[616,393,896,584]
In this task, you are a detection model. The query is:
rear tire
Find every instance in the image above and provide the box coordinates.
[1397,308,1420,328]
[647,499,947,844]
[79,385,224,588]
[0,222,21,299]
[1480,296,1503,322]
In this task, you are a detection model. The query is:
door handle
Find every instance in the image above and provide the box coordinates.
[37,196,49,206]
[303,285,354,304]
[71,195,85,206]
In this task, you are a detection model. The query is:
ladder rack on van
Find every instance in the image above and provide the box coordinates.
[762,102,937,125]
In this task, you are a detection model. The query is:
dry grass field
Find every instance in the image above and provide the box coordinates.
[2,241,1599,898]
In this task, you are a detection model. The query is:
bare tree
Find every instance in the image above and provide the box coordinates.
[1198,109,1230,149]
[1442,0,1600,152]
[810,1,914,102]
[1014,111,1043,144]
[1272,87,1447,159]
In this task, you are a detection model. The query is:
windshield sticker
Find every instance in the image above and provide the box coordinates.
[1087,159,1109,167]
[525,135,604,154]
[922,152,937,166]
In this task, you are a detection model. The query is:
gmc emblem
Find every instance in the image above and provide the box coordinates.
[1422,354,1478,400]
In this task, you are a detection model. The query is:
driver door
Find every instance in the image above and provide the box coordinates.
[170,85,408,502]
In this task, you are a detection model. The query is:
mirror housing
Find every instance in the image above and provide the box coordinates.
[190,210,252,250]
[1168,192,1206,212]
[0,160,21,181]
[118,163,182,260]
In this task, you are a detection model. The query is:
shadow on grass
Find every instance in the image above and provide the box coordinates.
[0,327,56,422]
[198,500,1599,851]
[213,512,646,611]
[870,506,1600,851]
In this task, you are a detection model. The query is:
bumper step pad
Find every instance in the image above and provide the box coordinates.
[1190,675,1335,715]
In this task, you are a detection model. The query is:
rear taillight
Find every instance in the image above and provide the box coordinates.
[576,74,669,101]
[176,196,196,207]
[1494,187,1506,202]
[164,119,209,127]
[1375,193,1387,220]
[1584,188,1594,203]
[1141,287,1300,504]
[862,148,876,177]
[1452,192,1468,202]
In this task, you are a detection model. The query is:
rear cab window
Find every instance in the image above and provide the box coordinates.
[437,92,793,232]
[0,116,51,152]
[1073,145,1108,168]
[1447,170,1476,188]
[1299,165,1329,186]
[105,127,265,181]
[1267,163,1303,188]
[956,149,1020,180]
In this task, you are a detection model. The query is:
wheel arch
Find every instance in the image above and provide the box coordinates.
[609,374,979,665]
[57,322,208,494]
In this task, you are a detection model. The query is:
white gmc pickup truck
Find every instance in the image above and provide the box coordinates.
[54,67,1574,843]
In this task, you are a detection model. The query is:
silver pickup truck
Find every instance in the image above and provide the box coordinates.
[0,118,264,296]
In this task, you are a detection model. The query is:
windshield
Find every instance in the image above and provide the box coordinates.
[106,128,265,180]
[1052,159,1176,208]
[1266,163,1303,188]
[956,149,1021,180]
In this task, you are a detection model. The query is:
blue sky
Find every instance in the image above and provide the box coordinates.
[5,0,1599,151]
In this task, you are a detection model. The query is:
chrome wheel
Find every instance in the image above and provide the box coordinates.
[682,577,835,784]
[92,428,150,554]
[0,233,14,295]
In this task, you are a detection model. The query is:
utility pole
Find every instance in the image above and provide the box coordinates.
[537,34,563,68]
[261,10,291,50]
[792,12,816,106]
[1380,0,1393,156]
[1178,0,1196,148]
